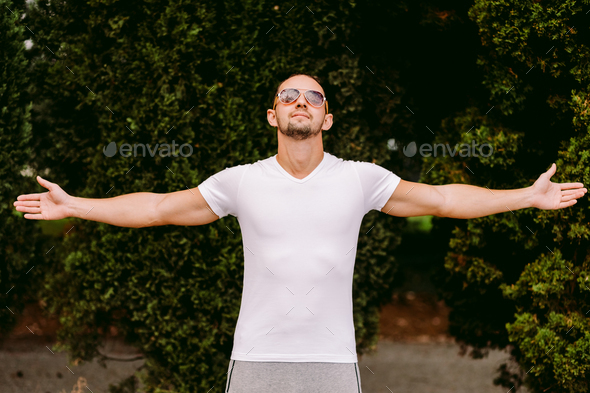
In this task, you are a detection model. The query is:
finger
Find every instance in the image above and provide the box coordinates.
[559,199,577,209]
[14,201,41,207]
[16,193,44,201]
[546,163,556,177]
[559,182,585,190]
[561,194,579,202]
[16,206,41,213]
[23,213,45,220]
[561,189,586,196]
[36,175,53,191]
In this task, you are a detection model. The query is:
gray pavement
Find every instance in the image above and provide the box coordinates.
[0,337,145,393]
[357,340,527,393]
[1,338,526,393]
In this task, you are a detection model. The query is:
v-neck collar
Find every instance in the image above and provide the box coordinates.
[273,152,327,183]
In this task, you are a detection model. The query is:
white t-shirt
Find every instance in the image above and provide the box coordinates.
[197,151,401,363]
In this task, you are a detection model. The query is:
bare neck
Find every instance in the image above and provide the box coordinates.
[276,133,324,179]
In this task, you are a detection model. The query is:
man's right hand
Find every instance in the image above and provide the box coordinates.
[13,175,218,228]
[13,176,72,221]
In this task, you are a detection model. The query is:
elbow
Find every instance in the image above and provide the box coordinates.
[145,194,165,228]
[434,186,449,218]
[434,206,447,218]
[146,209,163,228]
[437,199,449,218]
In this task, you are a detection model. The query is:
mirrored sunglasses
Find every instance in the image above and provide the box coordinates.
[274,88,328,113]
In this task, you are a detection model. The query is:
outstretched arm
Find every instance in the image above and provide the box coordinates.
[381,163,587,219]
[13,176,164,228]
[14,176,219,228]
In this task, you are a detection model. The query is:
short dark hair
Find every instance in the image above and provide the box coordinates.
[275,73,323,97]
[273,73,326,111]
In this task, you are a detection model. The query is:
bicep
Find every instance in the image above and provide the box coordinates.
[154,187,219,226]
[380,179,446,217]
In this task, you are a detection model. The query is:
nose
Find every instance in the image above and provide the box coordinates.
[295,92,308,108]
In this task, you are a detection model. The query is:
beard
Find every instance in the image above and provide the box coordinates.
[278,118,322,141]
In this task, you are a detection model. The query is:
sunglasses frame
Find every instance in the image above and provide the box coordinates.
[273,88,329,114]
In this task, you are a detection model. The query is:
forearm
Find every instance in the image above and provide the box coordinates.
[438,184,535,219]
[68,192,163,228]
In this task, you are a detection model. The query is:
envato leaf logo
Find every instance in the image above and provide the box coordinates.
[103,141,194,158]
[103,142,118,157]
[402,141,417,157]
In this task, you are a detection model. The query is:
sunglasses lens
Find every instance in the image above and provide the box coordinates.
[280,88,299,104]
[278,88,325,107]
[305,90,324,107]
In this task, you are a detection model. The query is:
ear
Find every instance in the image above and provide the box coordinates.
[321,113,334,131]
[267,108,278,127]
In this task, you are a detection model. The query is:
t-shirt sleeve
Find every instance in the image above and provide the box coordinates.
[197,164,251,219]
[352,161,402,214]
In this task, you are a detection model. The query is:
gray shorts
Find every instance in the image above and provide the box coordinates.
[224,359,363,393]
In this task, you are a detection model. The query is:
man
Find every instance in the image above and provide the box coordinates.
[14,73,587,393]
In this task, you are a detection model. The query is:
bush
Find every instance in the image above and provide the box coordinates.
[13,0,583,391]
[0,0,45,339]
[14,1,421,391]
[426,1,590,392]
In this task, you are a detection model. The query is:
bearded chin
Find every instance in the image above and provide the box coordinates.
[280,121,321,141]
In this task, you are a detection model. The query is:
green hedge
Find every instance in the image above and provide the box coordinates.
[0,0,47,340]
[7,0,589,391]
[426,1,590,392]
[11,1,421,391]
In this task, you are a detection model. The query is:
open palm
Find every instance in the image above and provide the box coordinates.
[530,163,587,210]
[13,176,72,220]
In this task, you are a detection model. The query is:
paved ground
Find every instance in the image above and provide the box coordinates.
[1,337,144,393]
[1,337,526,393]
[357,340,527,393]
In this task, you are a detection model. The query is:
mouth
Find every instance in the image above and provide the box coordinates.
[292,113,309,119]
